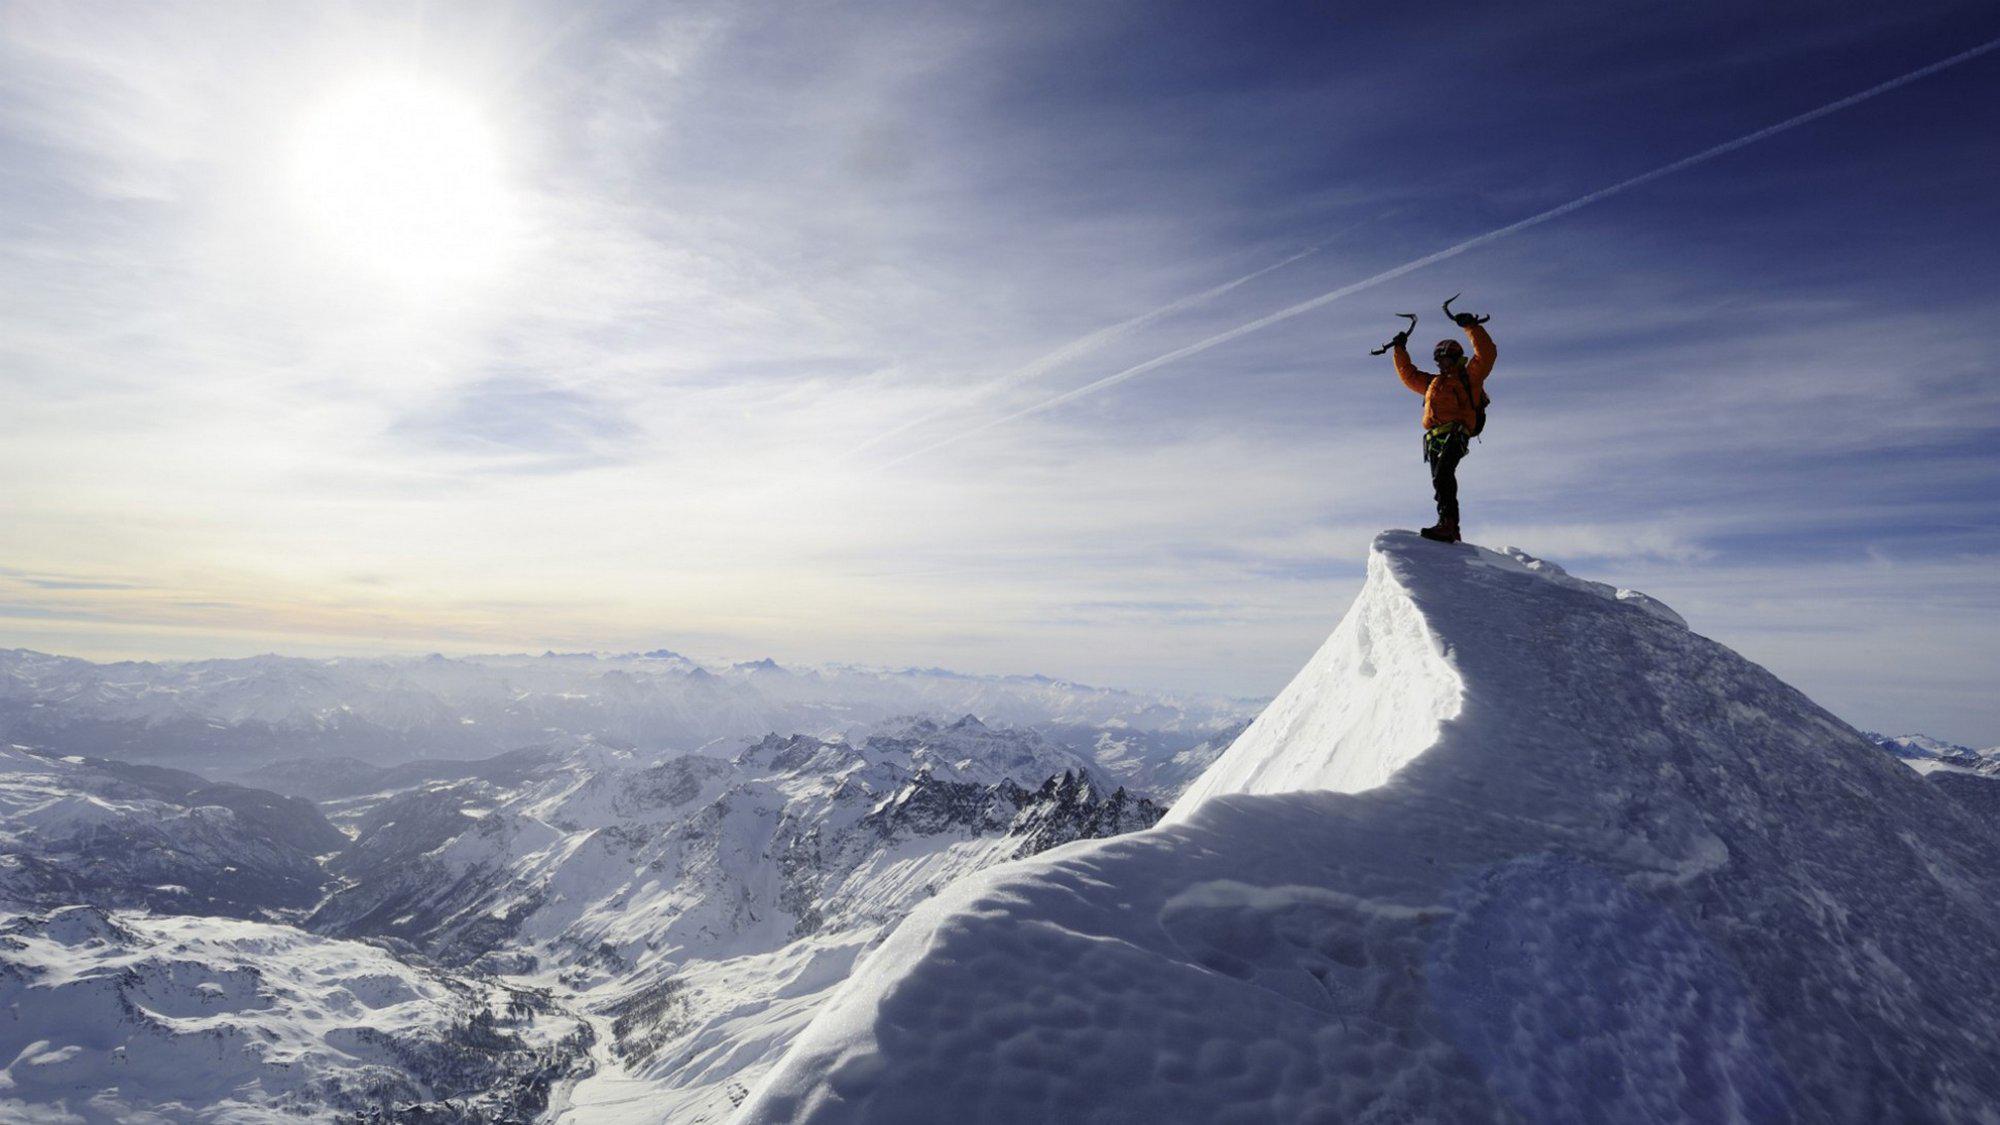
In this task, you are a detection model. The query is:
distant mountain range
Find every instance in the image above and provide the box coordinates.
[0,647,1257,778]
[1865,731,2000,817]
[1866,731,2000,775]
[3,633,1989,1122]
[2,697,1222,1122]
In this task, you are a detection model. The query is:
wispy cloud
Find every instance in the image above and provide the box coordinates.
[1,1,1997,742]
[874,30,2000,466]
[842,236,1338,460]
[387,374,641,473]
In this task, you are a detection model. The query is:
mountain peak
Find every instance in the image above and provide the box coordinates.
[1168,531,1685,819]
[740,531,2000,1123]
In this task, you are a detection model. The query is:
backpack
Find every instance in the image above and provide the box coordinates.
[1453,366,1490,437]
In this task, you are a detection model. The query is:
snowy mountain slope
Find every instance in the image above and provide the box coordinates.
[0,745,341,917]
[0,905,591,1123]
[0,702,1170,1124]
[0,647,1256,775]
[738,531,2000,1124]
[1863,732,2000,820]
[307,720,1120,971]
[555,763,1167,1125]
[280,718,1157,1122]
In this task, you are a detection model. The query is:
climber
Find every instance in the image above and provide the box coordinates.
[1377,295,1495,543]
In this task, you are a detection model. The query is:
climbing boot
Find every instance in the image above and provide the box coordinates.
[1419,521,1461,544]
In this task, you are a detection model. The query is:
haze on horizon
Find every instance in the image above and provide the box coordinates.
[2,1,1997,744]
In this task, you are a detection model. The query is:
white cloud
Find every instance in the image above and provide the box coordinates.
[0,1,1994,743]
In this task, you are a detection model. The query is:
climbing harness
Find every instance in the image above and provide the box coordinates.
[1423,422,1469,462]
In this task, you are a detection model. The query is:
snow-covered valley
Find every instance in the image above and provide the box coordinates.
[1,906,592,1122]
[0,655,1244,1121]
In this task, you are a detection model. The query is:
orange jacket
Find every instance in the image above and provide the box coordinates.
[1393,322,1495,430]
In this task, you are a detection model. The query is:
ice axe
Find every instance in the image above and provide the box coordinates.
[1369,313,1419,356]
[1441,293,1489,326]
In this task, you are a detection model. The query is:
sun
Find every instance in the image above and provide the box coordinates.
[291,76,521,289]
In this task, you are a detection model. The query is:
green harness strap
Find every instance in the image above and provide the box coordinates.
[1424,422,1468,460]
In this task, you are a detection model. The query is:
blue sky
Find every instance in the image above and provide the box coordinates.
[2,1,1997,742]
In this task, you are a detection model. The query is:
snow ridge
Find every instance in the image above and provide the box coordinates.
[737,531,2000,1124]
[1164,545,1460,820]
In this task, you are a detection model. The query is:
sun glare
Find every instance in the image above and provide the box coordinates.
[291,76,520,288]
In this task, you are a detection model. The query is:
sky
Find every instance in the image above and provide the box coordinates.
[2,0,1998,744]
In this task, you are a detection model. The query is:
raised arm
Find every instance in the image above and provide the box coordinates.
[1391,342,1431,395]
[1464,321,1496,380]
[1392,342,1440,394]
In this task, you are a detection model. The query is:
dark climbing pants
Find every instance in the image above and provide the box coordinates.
[1425,427,1469,526]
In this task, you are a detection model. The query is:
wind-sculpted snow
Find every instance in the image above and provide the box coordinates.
[739,531,2000,1124]
[0,905,591,1122]
[1164,546,1460,818]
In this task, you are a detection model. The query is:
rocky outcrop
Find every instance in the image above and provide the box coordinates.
[1007,770,1163,859]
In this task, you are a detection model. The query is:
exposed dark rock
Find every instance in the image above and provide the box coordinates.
[1007,769,1165,859]
[606,974,694,1067]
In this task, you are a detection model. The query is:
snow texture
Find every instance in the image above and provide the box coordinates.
[739,531,2000,1124]
[0,906,590,1122]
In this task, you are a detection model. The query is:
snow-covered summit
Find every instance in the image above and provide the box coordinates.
[1166,534,1684,818]
[739,531,2000,1123]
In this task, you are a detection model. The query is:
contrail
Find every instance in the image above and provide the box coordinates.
[842,237,1336,459]
[880,34,2000,468]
